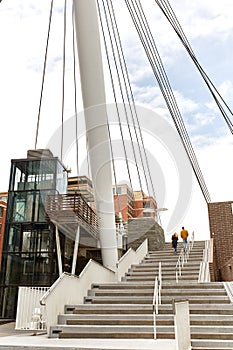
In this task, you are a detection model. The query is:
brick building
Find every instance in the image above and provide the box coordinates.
[68,176,94,203]
[208,201,233,281]
[113,185,157,223]
[113,184,134,222]
[133,190,157,220]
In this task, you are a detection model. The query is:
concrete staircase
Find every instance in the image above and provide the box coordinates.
[50,240,233,349]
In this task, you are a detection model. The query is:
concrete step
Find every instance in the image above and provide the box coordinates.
[143,257,203,262]
[84,295,230,304]
[91,281,225,290]
[123,275,200,282]
[50,324,233,340]
[191,339,233,349]
[162,282,225,289]
[161,289,227,297]
[50,325,174,339]
[66,304,154,314]
[89,288,226,297]
[65,318,171,326]
[49,241,233,346]
[131,265,201,271]
[126,269,200,276]
[65,303,233,315]
[58,313,233,326]
[157,250,205,255]
[58,313,174,325]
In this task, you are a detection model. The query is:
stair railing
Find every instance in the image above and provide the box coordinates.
[158,262,162,305]
[198,240,211,282]
[153,276,158,339]
[152,262,162,339]
[224,282,233,303]
[176,231,195,283]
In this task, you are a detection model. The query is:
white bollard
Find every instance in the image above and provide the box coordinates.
[173,299,191,350]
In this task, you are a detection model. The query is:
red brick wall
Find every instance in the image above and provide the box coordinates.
[221,258,233,281]
[208,201,233,281]
[0,201,7,268]
[114,194,157,222]
[114,194,133,222]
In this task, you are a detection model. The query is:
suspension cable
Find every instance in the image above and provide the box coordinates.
[108,0,158,202]
[136,0,211,202]
[98,0,135,194]
[154,0,233,135]
[97,0,130,213]
[101,0,145,197]
[72,2,79,177]
[60,0,67,162]
[125,0,211,203]
[34,0,54,149]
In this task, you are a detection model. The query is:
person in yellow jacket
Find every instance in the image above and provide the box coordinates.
[180,226,189,251]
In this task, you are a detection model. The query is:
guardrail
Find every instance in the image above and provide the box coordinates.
[224,282,233,303]
[152,262,162,339]
[176,232,194,283]
[46,193,99,238]
[198,240,211,282]
[15,286,49,331]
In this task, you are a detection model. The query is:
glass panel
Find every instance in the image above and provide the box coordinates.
[12,192,34,222]
[56,162,67,194]
[22,231,33,254]
[8,227,21,252]
[116,187,122,194]
[143,201,150,208]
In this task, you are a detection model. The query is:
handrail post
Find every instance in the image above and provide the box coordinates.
[153,276,158,339]
[158,262,162,305]
[55,225,63,276]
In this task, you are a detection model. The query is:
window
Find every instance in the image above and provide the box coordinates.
[0,206,3,217]
[116,187,122,195]
[143,201,150,208]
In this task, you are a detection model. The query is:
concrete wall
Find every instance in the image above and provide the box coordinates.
[127,218,165,251]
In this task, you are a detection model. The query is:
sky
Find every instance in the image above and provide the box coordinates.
[0,0,232,241]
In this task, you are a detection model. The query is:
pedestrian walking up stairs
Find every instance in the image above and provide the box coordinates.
[50,240,233,349]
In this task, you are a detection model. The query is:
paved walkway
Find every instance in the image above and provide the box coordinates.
[0,323,176,350]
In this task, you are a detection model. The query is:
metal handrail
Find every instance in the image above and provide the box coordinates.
[152,262,162,339]
[152,276,158,339]
[158,262,162,305]
[175,231,194,283]
[198,240,211,282]
[224,282,233,303]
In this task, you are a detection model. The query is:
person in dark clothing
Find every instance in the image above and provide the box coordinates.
[171,232,179,252]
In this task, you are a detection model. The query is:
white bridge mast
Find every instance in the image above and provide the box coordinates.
[73,0,118,271]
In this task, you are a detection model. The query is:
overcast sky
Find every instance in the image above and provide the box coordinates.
[0,0,232,239]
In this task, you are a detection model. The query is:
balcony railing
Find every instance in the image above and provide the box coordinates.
[46,194,99,239]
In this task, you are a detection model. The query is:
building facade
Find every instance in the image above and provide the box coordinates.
[133,190,157,220]
[208,201,233,281]
[0,149,68,319]
[113,185,157,223]
[113,184,134,222]
[68,176,94,203]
